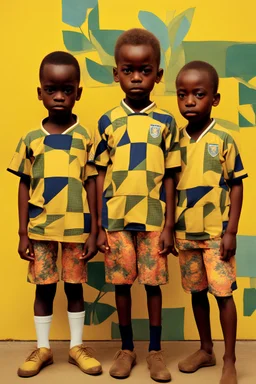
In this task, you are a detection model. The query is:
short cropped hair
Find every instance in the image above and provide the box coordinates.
[39,51,80,82]
[176,61,219,94]
[114,28,161,67]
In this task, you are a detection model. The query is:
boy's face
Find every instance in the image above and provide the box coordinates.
[38,64,82,115]
[113,44,163,102]
[176,69,220,123]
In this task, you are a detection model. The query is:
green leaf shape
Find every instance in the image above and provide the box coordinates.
[63,31,94,52]
[91,29,124,56]
[165,45,185,94]
[138,11,169,52]
[84,301,116,325]
[101,283,115,292]
[88,3,99,30]
[168,8,195,50]
[62,0,98,27]
[215,118,240,131]
[86,261,106,290]
[86,58,114,84]
[93,302,116,325]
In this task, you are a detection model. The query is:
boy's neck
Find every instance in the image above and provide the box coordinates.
[43,112,76,134]
[187,115,213,141]
[124,95,152,113]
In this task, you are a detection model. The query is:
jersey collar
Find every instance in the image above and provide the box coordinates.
[185,118,216,142]
[121,99,156,115]
[40,115,79,135]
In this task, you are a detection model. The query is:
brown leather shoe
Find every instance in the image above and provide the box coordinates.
[178,349,216,373]
[147,350,171,382]
[219,364,237,384]
[109,350,136,378]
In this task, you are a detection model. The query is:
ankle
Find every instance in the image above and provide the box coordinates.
[223,355,236,364]
[200,343,213,354]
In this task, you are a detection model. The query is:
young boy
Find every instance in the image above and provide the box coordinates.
[175,61,248,384]
[7,51,102,377]
[94,29,181,381]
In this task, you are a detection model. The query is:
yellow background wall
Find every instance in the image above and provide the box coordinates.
[1,0,256,340]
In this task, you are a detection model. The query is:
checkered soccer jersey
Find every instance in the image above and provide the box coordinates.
[175,119,248,241]
[94,100,181,231]
[7,118,96,243]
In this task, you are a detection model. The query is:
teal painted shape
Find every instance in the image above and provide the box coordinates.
[168,9,195,50]
[88,3,99,30]
[111,307,184,340]
[86,58,114,84]
[138,11,169,52]
[62,0,97,27]
[173,16,190,50]
[63,31,94,52]
[215,118,240,132]
[236,236,256,277]
[239,113,255,128]
[84,301,116,325]
[87,261,114,291]
[243,289,256,316]
[226,44,256,81]
[183,41,236,77]
[239,83,256,105]
[91,30,124,56]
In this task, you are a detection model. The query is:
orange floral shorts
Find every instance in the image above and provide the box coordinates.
[176,238,237,297]
[105,231,168,286]
[27,241,87,285]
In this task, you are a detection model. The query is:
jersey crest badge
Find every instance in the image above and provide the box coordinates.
[149,124,161,138]
[208,144,219,157]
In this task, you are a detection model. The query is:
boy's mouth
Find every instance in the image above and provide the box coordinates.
[184,110,198,116]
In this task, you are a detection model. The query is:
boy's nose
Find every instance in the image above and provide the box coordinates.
[185,95,196,106]
[53,91,65,101]
[131,72,142,82]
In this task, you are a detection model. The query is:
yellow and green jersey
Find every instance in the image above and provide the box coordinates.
[8,117,96,243]
[175,119,248,240]
[94,100,181,231]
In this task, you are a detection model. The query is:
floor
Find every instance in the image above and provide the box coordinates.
[1,341,255,384]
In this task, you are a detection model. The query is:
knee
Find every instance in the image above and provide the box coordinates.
[36,283,56,302]
[115,284,132,296]
[192,289,208,303]
[215,295,233,307]
[145,285,161,297]
[64,283,83,300]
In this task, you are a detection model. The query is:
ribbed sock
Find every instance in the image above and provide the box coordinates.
[68,311,85,349]
[34,315,53,349]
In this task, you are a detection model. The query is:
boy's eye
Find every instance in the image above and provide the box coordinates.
[122,68,131,74]
[196,92,205,98]
[177,93,185,99]
[142,68,152,75]
[64,87,73,95]
[45,87,55,94]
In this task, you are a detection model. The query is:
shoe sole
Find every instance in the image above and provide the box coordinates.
[17,358,53,378]
[109,360,136,379]
[68,356,102,375]
[179,361,216,374]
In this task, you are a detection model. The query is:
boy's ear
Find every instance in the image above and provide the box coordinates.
[213,93,220,107]
[76,87,83,101]
[155,68,164,84]
[37,87,42,100]
[113,67,119,83]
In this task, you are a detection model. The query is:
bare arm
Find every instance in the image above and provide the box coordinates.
[159,174,178,256]
[96,167,109,252]
[18,177,34,261]
[220,181,243,260]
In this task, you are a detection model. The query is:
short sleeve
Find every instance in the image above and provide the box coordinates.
[7,137,32,178]
[84,130,98,181]
[223,134,248,183]
[94,115,111,167]
[165,116,181,170]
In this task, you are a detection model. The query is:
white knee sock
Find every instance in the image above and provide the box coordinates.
[68,311,85,349]
[34,315,53,349]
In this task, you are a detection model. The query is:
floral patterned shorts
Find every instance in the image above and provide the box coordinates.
[176,238,237,297]
[27,241,87,284]
[105,231,168,286]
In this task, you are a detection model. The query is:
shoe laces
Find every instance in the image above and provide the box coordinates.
[26,349,41,362]
[115,350,131,361]
[76,345,95,359]
[152,350,164,362]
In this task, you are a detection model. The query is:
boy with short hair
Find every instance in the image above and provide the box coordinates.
[8,51,102,377]
[94,28,181,381]
[175,61,247,384]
